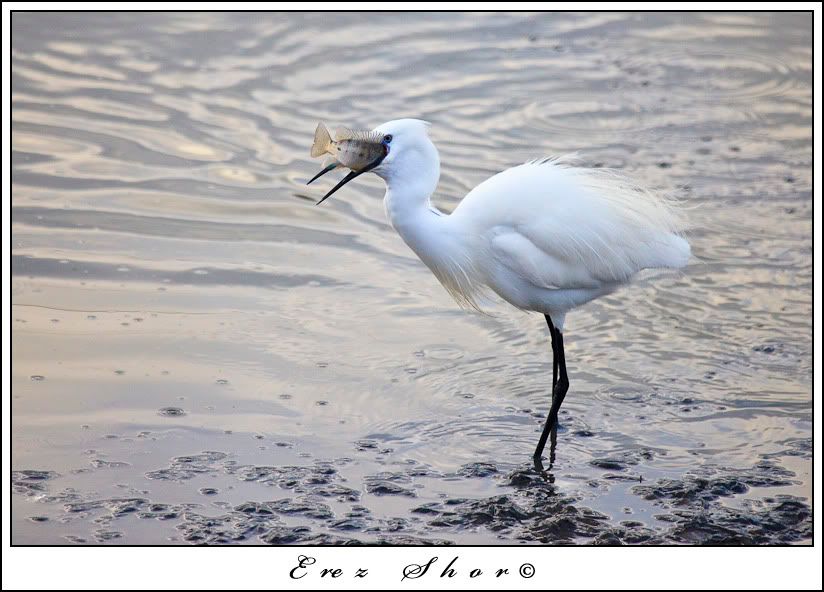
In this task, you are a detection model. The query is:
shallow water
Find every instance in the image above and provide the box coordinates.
[11,11,812,545]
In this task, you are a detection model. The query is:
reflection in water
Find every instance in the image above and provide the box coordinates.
[11,12,811,544]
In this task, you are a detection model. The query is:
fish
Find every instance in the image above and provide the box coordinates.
[310,123,387,171]
[307,122,389,204]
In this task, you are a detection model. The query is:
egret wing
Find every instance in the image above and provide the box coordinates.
[454,158,689,291]
[489,230,604,290]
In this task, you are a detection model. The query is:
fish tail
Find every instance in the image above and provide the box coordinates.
[310,122,333,157]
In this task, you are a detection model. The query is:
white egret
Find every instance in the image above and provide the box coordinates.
[308,119,690,467]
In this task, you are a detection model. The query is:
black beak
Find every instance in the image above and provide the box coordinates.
[306,162,338,185]
[313,155,385,206]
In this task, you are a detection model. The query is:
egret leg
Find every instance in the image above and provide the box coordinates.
[533,316,569,464]
[547,315,558,392]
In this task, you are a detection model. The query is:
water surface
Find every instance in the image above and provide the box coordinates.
[12,11,812,544]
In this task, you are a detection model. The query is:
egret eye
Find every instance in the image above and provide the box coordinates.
[383,134,393,143]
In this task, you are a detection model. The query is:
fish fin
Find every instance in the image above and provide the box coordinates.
[310,122,333,157]
[335,126,353,141]
[336,126,382,143]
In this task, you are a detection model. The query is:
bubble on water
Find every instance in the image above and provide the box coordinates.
[199,487,219,495]
[158,407,186,417]
[611,391,644,402]
[90,459,130,469]
[422,347,465,361]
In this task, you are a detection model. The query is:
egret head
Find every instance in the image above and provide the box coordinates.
[309,118,438,205]
[369,119,436,179]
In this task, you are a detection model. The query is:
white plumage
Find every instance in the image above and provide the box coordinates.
[449,156,690,323]
[309,118,690,465]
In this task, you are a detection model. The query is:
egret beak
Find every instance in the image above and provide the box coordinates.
[306,162,339,185]
[314,155,385,206]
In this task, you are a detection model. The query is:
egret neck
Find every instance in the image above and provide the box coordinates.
[377,145,481,311]
[379,142,451,263]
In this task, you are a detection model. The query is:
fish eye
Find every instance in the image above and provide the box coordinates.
[383,134,393,143]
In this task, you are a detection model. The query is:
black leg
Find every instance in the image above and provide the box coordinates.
[534,315,558,463]
[547,330,569,427]
[533,315,570,465]
[546,315,558,392]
